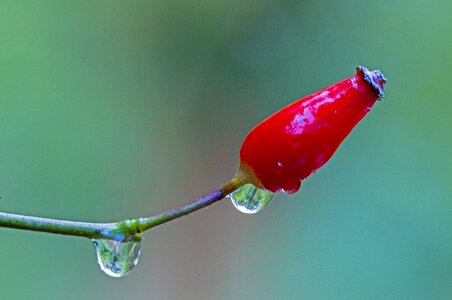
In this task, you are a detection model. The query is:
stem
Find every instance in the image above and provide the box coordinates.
[0,212,117,240]
[0,175,248,242]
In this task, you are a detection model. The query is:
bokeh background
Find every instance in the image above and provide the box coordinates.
[0,0,450,299]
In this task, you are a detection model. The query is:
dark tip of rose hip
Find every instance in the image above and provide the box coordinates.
[356,66,387,99]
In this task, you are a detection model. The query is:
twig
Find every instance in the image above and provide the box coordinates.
[0,175,247,242]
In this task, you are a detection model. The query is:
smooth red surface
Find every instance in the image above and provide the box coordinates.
[240,71,379,193]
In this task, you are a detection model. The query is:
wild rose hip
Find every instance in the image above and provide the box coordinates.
[237,66,387,194]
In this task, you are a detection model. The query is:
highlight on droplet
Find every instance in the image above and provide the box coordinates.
[229,183,275,214]
[93,239,141,278]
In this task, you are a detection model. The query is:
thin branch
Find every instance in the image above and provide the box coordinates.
[0,212,118,240]
[0,175,247,242]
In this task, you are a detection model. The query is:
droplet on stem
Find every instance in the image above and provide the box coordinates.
[229,183,275,214]
[93,239,141,278]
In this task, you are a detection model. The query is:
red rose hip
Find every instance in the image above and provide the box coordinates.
[237,66,387,194]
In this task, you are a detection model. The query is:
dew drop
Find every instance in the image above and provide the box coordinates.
[229,183,274,214]
[93,239,141,278]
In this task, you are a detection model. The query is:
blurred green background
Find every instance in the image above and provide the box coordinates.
[0,0,450,299]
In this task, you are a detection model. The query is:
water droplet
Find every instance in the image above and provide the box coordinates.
[229,184,274,214]
[93,239,141,278]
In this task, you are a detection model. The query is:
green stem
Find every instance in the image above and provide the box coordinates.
[0,175,247,242]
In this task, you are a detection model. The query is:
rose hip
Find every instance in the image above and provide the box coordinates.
[238,66,387,194]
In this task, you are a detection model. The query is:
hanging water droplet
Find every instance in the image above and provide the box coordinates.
[229,183,274,214]
[93,239,141,278]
